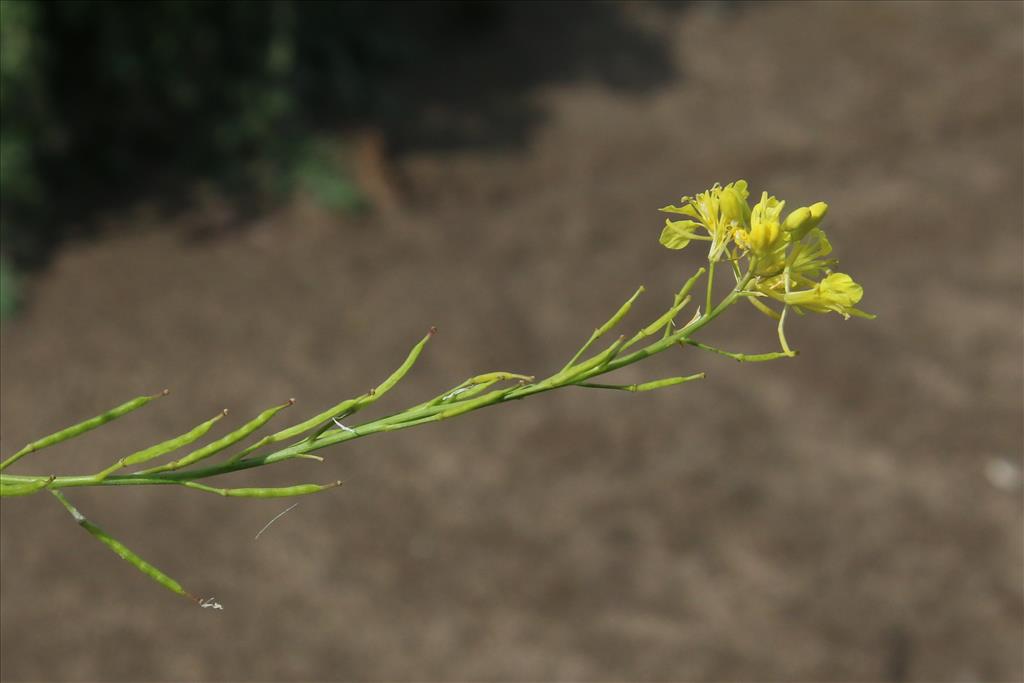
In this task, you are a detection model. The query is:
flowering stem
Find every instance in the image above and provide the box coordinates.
[0,180,873,604]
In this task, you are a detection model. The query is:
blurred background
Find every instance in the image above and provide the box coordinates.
[1,1,1021,681]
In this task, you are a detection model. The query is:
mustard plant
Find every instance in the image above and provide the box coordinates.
[0,181,873,607]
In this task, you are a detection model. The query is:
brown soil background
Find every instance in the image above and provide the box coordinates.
[2,2,1022,681]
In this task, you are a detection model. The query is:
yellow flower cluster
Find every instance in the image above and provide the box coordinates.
[659,181,872,320]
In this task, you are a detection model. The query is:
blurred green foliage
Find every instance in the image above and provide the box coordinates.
[0,0,474,274]
[0,257,19,319]
[292,141,367,214]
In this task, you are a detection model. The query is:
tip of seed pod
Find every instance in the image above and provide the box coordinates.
[428,326,438,336]
[160,389,170,396]
[221,409,229,416]
[287,398,296,406]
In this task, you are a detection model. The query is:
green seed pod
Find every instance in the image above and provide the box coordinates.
[364,328,436,402]
[558,335,626,382]
[138,400,294,475]
[302,328,437,443]
[251,328,437,453]
[437,388,512,419]
[0,475,55,497]
[664,267,707,338]
[51,491,194,603]
[381,386,516,430]
[443,372,534,402]
[232,394,366,461]
[578,373,705,392]
[596,286,645,338]
[93,411,228,481]
[181,480,342,498]
[563,285,644,371]
[624,296,691,350]
[631,374,706,391]
[1,390,168,471]
[676,267,707,301]
[684,340,798,362]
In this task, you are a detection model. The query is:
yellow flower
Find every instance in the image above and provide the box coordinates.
[661,181,873,339]
[747,191,785,257]
[787,227,836,280]
[659,180,750,259]
[783,273,874,319]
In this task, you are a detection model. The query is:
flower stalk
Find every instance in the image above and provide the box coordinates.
[0,181,873,605]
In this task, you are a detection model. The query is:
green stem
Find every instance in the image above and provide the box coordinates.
[2,269,757,493]
[663,267,706,339]
[778,265,795,356]
[705,258,716,315]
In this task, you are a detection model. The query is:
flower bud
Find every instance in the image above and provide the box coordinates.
[747,219,780,255]
[743,191,785,257]
[782,201,828,241]
[718,187,749,228]
[809,201,828,222]
[782,206,811,232]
